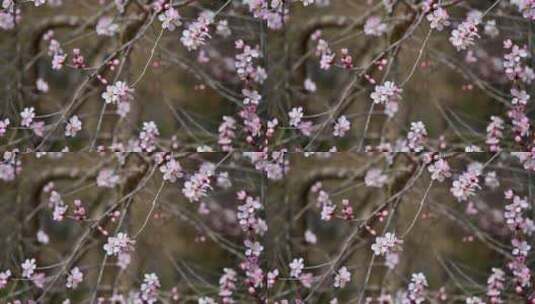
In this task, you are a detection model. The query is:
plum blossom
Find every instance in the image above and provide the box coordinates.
[407,121,427,152]
[333,266,351,288]
[158,7,181,31]
[218,116,236,151]
[140,273,160,304]
[304,230,317,244]
[289,107,304,128]
[450,20,479,51]
[96,17,118,36]
[0,118,10,137]
[370,81,402,117]
[234,40,266,83]
[199,297,217,304]
[96,169,120,188]
[159,158,183,183]
[20,107,35,127]
[219,268,237,303]
[242,89,262,105]
[21,258,36,279]
[321,201,336,221]
[32,0,46,7]
[371,232,402,256]
[66,267,83,289]
[428,158,451,182]
[427,7,450,31]
[289,258,304,278]
[364,16,387,36]
[237,193,268,235]
[333,116,351,137]
[404,273,428,304]
[503,44,531,82]
[32,272,46,289]
[52,53,66,70]
[101,81,133,105]
[182,163,214,202]
[511,0,535,20]
[484,20,499,38]
[181,11,213,51]
[315,39,335,70]
[103,233,135,256]
[486,116,504,151]
[37,230,49,245]
[465,297,485,304]
[267,269,279,288]
[486,268,505,303]
[385,252,400,269]
[304,78,317,92]
[53,203,68,221]
[36,78,49,93]
[244,240,264,257]
[65,115,82,137]
[365,168,387,188]
[31,121,45,137]
[450,167,481,202]
[216,20,231,37]
[138,121,159,152]
[0,270,11,289]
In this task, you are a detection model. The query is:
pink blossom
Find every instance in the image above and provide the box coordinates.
[97,169,120,188]
[450,167,481,202]
[333,116,351,137]
[0,118,9,136]
[21,258,36,279]
[158,7,181,31]
[428,158,451,182]
[333,266,351,288]
[96,17,118,36]
[289,257,304,278]
[364,16,387,36]
[371,232,402,256]
[181,11,213,51]
[0,270,11,289]
[66,267,83,289]
[140,273,160,304]
[370,81,402,117]
[365,168,387,188]
[65,115,82,137]
[159,158,183,183]
[427,7,450,31]
[103,233,135,257]
[219,268,237,303]
[20,107,35,128]
[450,20,479,51]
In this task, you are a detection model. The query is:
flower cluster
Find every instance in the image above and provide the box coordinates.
[427,7,450,31]
[450,20,479,51]
[140,273,160,304]
[103,232,135,257]
[486,116,504,152]
[370,81,402,117]
[428,158,452,182]
[371,232,403,256]
[182,162,215,203]
[66,267,83,289]
[450,164,481,202]
[159,157,184,183]
[219,268,237,303]
[102,81,133,105]
[159,7,181,31]
[402,273,428,304]
[181,11,213,51]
